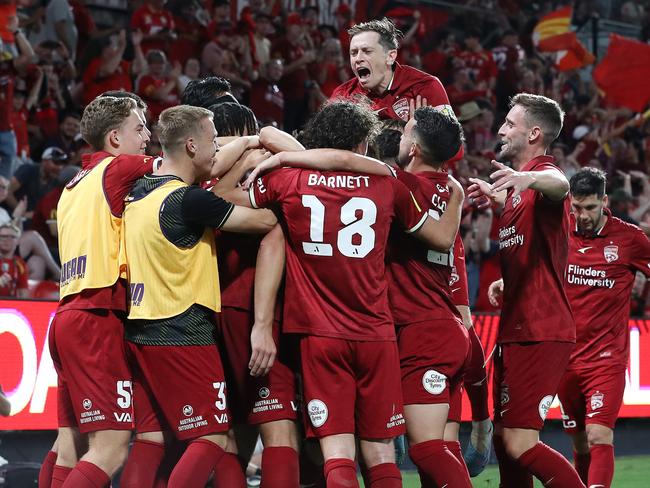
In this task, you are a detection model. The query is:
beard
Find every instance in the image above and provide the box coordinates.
[498,137,524,162]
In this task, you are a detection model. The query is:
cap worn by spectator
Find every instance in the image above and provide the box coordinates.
[41,147,68,163]
[572,125,590,140]
[458,101,484,123]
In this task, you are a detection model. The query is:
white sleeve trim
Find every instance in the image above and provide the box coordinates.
[406,212,428,234]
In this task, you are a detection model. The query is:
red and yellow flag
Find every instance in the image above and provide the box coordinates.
[533,7,594,71]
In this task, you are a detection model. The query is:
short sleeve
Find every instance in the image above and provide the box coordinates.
[104,155,158,216]
[629,227,650,277]
[391,178,427,234]
[180,186,234,229]
[249,168,297,209]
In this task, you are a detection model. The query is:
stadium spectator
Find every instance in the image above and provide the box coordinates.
[313,38,347,98]
[6,146,67,212]
[166,0,205,64]
[0,222,29,298]
[558,167,650,488]
[0,13,35,178]
[44,111,83,164]
[457,29,497,94]
[137,49,182,122]
[492,30,524,112]
[250,58,285,128]
[10,66,43,160]
[30,0,78,62]
[202,22,253,98]
[178,57,200,92]
[251,12,274,69]
[130,0,176,55]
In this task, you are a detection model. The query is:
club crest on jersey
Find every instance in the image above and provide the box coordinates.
[436,183,449,193]
[604,245,618,263]
[511,194,522,208]
[392,98,410,121]
[591,392,604,410]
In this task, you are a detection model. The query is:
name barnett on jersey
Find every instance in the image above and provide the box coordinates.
[566,263,616,289]
[498,224,524,250]
[307,173,371,189]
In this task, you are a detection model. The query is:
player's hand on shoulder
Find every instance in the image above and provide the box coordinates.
[249,322,277,377]
[488,278,504,307]
[243,153,282,190]
[408,95,429,119]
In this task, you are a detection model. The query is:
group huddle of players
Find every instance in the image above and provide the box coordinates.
[36,17,649,488]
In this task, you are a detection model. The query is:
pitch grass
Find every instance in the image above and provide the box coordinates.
[360,456,650,487]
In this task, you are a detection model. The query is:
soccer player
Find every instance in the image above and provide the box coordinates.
[556,168,650,488]
[181,76,239,108]
[121,105,276,488]
[46,95,152,488]
[247,101,464,488]
[468,93,584,487]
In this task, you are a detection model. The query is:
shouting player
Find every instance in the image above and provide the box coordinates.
[469,93,584,487]
[121,105,276,488]
[557,168,650,488]
[45,96,152,488]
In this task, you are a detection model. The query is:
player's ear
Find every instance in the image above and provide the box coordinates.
[529,125,542,144]
[602,194,609,208]
[386,48,397,66]
[186,137,197,158]
[409,141,418,159]
[108,129,120,149]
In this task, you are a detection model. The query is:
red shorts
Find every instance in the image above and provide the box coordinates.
[493,341,574,430]
[127,342,230,440]
[48,309,134,433]
[448,385,463,423]
[216,307,297,425]
[397,319,470,407]
[300,336,405,440]
[557,366,625,434]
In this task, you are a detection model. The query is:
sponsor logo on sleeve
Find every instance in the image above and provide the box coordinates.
[307,399,328,428]
[422,369,447,395]
[538,395,554,421]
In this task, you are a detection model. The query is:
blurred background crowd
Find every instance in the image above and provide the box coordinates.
[0,0,649,313]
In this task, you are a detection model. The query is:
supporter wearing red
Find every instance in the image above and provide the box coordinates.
[250,59,285,128]
[248,101,464,488]
[81,30,146,106]
[10,65,43,160]
[469,93,583,487]
[0,14,34,178]
[313,38,348,98]
[557,168,650,488]
[0,223,29,298]
[6,146,67,212]
[457,29,497,92]
[130,0,176,55]
[42,95,153,488]
[166,0,205,63]
[388,107,472,487]
[492,30,524,112]
[136,49,182,122]
[331,18,456,123]
[272,12,316,133]
[121,105,276,488]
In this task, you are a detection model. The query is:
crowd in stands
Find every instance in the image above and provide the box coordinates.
[0,0,648,312]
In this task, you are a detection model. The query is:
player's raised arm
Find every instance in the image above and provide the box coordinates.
[211,134,261,178]
[249,224,285,377]
[259,126,305,153]
[489,160,569,202]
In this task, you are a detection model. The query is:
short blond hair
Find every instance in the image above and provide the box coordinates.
[81,96,137,150]
[157,105,214,153]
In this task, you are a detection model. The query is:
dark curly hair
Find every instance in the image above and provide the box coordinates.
[299,101,379,151]
[373,119,405,164]
[412,107,464,165]
[209,102,259,136]
[181,76,235,108]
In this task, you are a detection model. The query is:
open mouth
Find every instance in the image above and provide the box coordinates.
[356,66,371,82]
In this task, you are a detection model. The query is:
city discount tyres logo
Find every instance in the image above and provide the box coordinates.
[307,399,328,427]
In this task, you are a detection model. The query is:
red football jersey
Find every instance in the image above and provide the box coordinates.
[58,151,156,313]
[497,155,574,343]
[250,168,427,341]
[217,232,261,311]
[130,3,175,54]
[450,236,470,307]
[0,256,28,297]
[457,49,498,85]
[566,211,650,371]
[331,63,454,122]
[387,169,461,325]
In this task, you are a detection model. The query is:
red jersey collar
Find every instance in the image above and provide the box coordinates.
[520,154,555,172]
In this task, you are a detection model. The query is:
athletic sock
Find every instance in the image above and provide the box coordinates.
[464,327,490,422]
[212,452,246,488]
[409,439,472,488]
[323,458,358,488]
[588,444,614,488]
[120,439,165,488]
[39,450,58,488]
[168,439,226,488]
[50,465,73,488]
[493,434,533,488]
[61,461,110,488]
[573,450,591,484]
[366,463,401,488]
[518,442,585,488]
[261,446,299,488]
[444,440,471,478]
